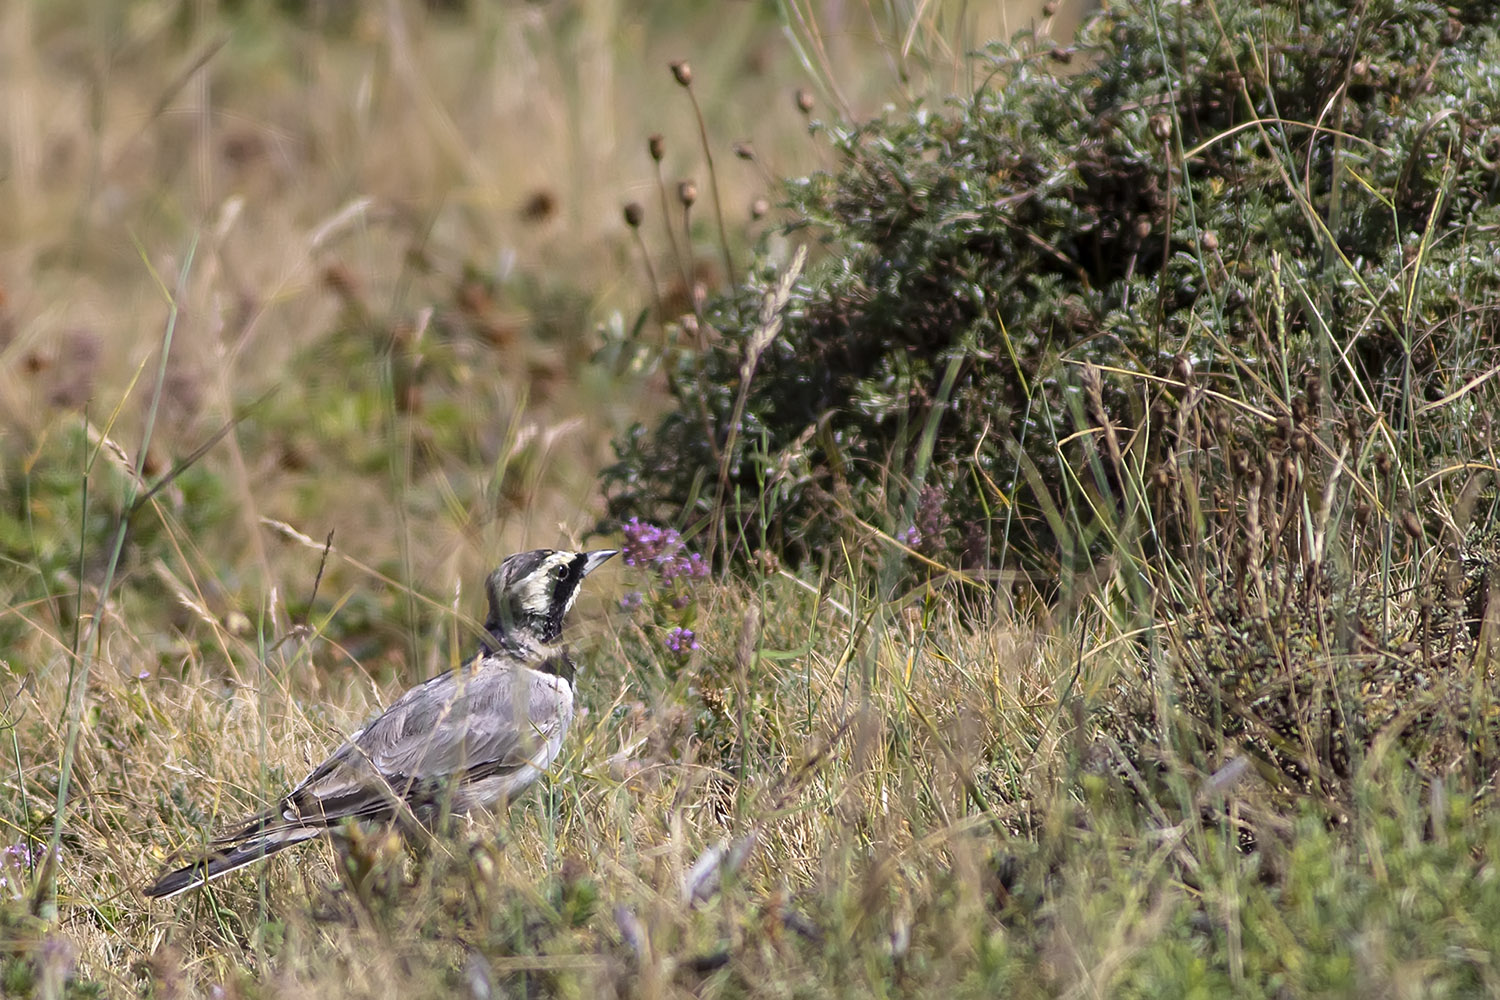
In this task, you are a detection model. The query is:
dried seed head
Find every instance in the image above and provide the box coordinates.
[1401,509,1423,541]
[519,188,557,224]
[1303,372,1322,411]
[753,548,780,575]
[649,134,665,162]
[623,202,644,229]
[1042,0,1058,14]
[1149,114,1172,142]
[1173,354,1194,383]
[732,141,756,161]
[750,197,770,220]
[678,180,698,207]
[1374,452,1392,476]
[1200,230,1219,252]
[671,61,693,87]
[1049,47,1073,64]
[1134,218,1152,240]
[323,262,361,301]
[735,605,761,675]
[795,88,815,114]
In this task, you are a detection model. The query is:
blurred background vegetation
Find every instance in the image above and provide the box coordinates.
[6,0,1500,996]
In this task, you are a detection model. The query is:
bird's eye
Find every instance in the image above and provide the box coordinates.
[551,563,570,583]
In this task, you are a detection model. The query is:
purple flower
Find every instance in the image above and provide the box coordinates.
[897,525,922,547]
[914,485,951,555]
[619,590,644,610]
[621,518,684,567]
[659,551,709,586]
[665,627,699,656]
[1,843,35,895]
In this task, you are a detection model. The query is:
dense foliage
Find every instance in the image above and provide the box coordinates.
[606,0,1500,579]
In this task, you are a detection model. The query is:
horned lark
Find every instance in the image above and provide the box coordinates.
[144,547,616,899]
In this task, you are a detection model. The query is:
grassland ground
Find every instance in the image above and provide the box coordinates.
[6,0,1500,997]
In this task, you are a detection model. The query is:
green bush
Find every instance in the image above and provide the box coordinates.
[604,0,1500,581]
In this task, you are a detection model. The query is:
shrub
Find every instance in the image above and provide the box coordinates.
[603,0,1500,583]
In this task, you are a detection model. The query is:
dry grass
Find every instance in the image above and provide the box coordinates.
[20,559,1085,995]
[0,2,1115,996]
[13,1,1499,997]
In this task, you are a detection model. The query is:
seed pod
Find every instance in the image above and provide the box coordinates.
[649,134,665,162]
[671,61,693,87]
[1173,354,1194,383]
[678,180,698,207]
[1303,372,1322,411]
[795,88,815,114]
[623,202,644,228]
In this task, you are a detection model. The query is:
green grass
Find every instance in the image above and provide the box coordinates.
[4,0,1500,996]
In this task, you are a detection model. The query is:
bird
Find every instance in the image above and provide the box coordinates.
[144,547,617,899]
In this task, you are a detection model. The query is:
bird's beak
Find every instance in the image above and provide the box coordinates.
[581,549,618,576]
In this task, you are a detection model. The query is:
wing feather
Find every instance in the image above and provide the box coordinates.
[277,658,572,825]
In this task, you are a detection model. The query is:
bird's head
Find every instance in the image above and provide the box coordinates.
[483,547,617,646]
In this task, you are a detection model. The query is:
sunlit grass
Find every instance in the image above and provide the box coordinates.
[6,0,1500,996]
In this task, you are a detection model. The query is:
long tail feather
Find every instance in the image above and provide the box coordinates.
[144,826,322,899]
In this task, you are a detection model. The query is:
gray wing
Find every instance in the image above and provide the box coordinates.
[275,659,571,826]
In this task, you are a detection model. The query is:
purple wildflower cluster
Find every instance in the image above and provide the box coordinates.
[660,550,708,585]
[1,843,38,896]
[898,487,952,556]
[621,518,709,584]
[619,518,709,659]
[665,627,700,656]
[621,518,679,566]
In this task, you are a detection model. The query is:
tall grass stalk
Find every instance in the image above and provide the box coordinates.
[45,238,198,913]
